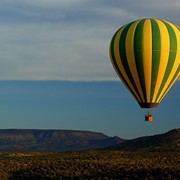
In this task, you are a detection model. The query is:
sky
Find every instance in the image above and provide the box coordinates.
[0,0,179,139]
[0,0,179,81]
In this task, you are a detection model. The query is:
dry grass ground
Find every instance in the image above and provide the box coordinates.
[0,150,179,179]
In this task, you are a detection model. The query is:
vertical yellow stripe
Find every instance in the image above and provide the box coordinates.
[159,72,180,103]
[157,62,180,102]
[125,21,145,102]
[156,23,180,102]
[152,19,170,102]
[113,27,141,102]
[142,19,152,102]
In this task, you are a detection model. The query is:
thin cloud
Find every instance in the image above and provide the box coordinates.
[0,0,179,80]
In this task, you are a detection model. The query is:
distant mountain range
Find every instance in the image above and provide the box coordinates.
[0,129,123,151]
[0,128,179,152]
[107,128,180,151]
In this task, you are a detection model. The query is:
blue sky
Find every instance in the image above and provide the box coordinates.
[0,0,179,80]
[0,0,179,139]
[0,81,179,139]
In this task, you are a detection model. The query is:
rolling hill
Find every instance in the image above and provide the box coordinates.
[0,128,179,152]
[0,129,123,151]
[107,128,180,151]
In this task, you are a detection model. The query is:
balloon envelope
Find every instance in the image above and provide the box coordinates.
[109,18,180,108]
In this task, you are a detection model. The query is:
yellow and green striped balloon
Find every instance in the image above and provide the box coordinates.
[109,18,180,108]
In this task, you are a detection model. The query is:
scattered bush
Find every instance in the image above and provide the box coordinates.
[0,151,178,179]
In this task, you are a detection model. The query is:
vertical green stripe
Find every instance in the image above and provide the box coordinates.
[109,27,140,102]
[110,18,180,107]
[134,19,147,102]
[155,22,177,102]
[158,66,180,102]
[150,19,161,102]
[119,22,144,102]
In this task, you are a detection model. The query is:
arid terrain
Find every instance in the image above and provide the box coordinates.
[0,150,179,179]
[0,128,179,179]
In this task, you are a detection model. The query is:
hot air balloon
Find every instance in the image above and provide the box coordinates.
[109,18,180,121]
